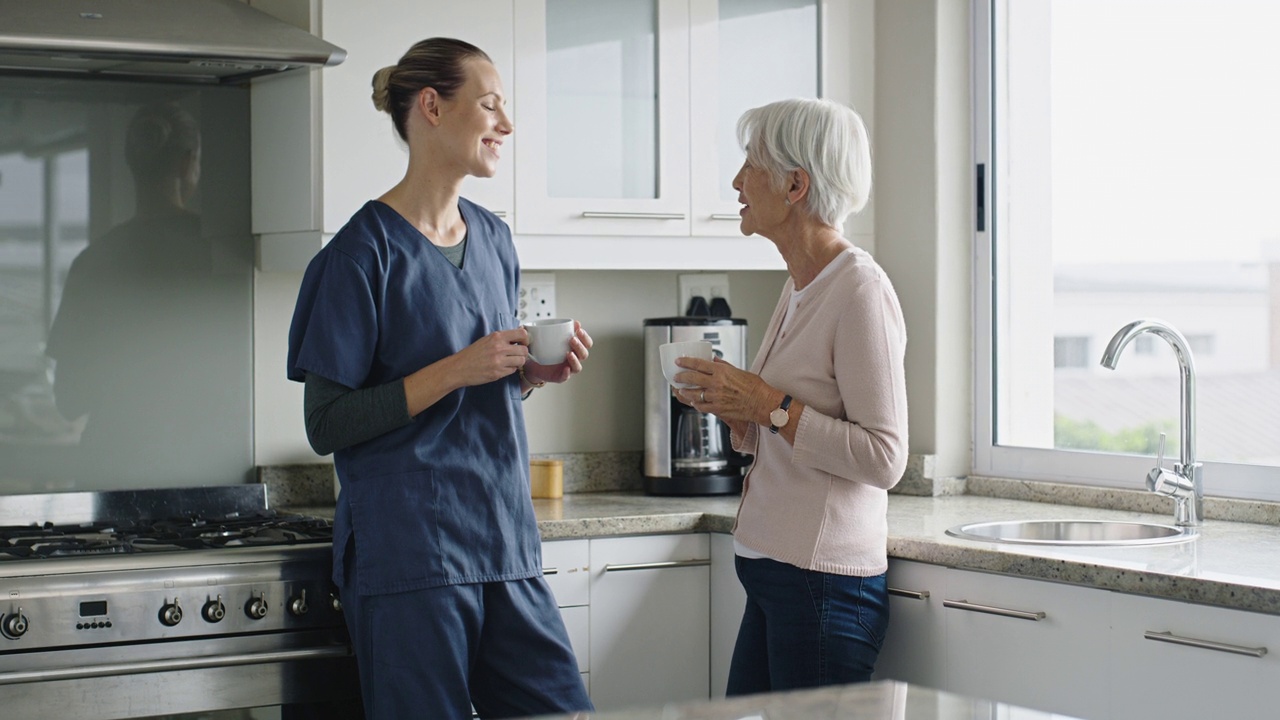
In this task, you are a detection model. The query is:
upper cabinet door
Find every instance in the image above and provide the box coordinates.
[514,0,692,237]
[321,0,515,234]
[689,0,820,238]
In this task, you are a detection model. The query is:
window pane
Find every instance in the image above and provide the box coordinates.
[716,0,818,201]
[993,0,1280,468]
[546,0,657,199]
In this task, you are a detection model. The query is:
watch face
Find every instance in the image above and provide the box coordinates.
[770,408,788,427]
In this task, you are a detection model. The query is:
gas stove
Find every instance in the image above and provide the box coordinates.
[0,485,360,719]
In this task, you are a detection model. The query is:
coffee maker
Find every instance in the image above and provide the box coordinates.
[643,317,750,495]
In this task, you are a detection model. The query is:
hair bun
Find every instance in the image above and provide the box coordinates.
[371,66,396,112]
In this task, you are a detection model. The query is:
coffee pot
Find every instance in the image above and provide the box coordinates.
[643,317,750,495]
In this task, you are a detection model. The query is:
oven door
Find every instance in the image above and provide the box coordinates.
[0,629,361,719]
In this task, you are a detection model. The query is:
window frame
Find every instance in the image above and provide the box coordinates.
[970,0,1280,502]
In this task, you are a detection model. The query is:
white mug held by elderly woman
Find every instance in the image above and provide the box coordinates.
[673,97,909,696]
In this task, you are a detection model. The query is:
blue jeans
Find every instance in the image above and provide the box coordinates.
[726,555,889,696]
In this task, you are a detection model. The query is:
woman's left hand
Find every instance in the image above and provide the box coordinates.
[673,356,776,425]
[522,321,593,385]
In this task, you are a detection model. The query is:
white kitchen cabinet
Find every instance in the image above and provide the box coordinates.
[942,567,1110,719]
[709,532,746,699]
[588,533,711,710]
[542,539,591,675]
[252,0,872,270]
[873,559,947,689]
[513,0,691,238]
[509,0,873,269]
[689,0,873,242]
[1109,591,1280,720]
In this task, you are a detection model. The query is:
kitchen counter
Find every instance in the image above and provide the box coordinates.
[287,490,1280,615]
[523,679,1075,720]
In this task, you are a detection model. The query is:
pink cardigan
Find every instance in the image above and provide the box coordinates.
[731,247,908,576]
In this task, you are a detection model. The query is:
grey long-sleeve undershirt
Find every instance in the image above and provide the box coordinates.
[303,372,413,456]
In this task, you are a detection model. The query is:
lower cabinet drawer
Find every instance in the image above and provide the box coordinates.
[543,539,590,607]
[561,604,590,673]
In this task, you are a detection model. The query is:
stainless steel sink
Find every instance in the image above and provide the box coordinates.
[945,519,1198,546]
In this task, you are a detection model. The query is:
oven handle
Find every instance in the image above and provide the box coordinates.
[0,645,352,685]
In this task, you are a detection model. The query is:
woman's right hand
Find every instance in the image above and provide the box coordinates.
[402,327,529,417]
[451,327,531,387]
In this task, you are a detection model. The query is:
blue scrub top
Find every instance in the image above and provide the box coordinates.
[287,199,540,595]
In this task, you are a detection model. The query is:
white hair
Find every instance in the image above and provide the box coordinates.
[735,98,871,228]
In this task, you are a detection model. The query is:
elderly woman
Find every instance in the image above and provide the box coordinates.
[674,97,908,694]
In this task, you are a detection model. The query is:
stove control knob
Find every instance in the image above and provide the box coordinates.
[203,595,226,623]
[2,609,28,639]
[159,599,183,627]
[289,589,309,617]
[245,593,269,620]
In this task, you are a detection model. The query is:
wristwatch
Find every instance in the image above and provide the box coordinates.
[768,394,793,434]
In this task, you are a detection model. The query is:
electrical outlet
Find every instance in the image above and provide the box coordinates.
[520,272,557,322]
[677,273,730,316]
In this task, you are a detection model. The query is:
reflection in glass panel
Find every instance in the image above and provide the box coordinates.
[717,0,818,201]
[0,78,254,493]
[993,0,1280,467]
[546,0,657,199]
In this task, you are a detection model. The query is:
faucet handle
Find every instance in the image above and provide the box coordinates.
[1148,433,1194,498]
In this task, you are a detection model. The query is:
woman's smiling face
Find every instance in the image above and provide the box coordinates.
[437,58,513,179]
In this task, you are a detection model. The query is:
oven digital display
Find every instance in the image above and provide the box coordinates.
[79,600,108,617]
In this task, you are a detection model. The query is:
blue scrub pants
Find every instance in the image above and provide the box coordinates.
[340,568,592,719]
[725,555,889,696]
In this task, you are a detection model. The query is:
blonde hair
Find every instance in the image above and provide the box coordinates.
[736,98,872,227]
[371,37,492,141]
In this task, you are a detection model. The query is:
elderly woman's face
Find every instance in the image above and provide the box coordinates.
[731,158,787,238]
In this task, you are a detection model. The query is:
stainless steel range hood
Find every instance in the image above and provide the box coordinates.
[0,0,346,84]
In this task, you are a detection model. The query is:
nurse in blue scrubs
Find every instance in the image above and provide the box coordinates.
[286,37,594,720]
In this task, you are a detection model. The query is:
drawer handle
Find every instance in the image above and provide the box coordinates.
[580,211,687,220]
[492,210,508,218]
[943,598,1045,622]
[542,567,558,576]
[709,214,741,221]
[888,587,931,601]
[604,559,711,572]
[1144,630,1268,658]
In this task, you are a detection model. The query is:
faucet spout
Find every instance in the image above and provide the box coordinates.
[1099,319,1203,526]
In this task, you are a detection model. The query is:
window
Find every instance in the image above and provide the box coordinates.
[1053,337,1090,369]
[974,0,1280,501]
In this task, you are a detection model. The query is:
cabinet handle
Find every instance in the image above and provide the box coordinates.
[709,214,741,221]
[604,559,711,572]
[580,211,686,220]
[888,587,931,601]
[943,598,1046,622]
[542,567,558,576]
[492,210,508,218]
[1143,630,1268,658]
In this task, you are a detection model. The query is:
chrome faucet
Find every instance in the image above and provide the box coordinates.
[1099,319,1203,527]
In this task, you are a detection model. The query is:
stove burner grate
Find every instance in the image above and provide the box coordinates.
[0,511,332,561]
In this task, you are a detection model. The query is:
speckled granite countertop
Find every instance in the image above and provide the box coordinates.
[525,680,1073,720]
[286,490,1280,616]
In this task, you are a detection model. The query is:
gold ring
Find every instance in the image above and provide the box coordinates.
[700,390,706,403]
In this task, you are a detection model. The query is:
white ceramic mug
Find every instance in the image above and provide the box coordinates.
[659,340,714,389]
[524,318,575,365]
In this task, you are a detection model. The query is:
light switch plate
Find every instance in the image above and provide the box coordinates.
[520,272,557,322]
[677,273,730,315]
